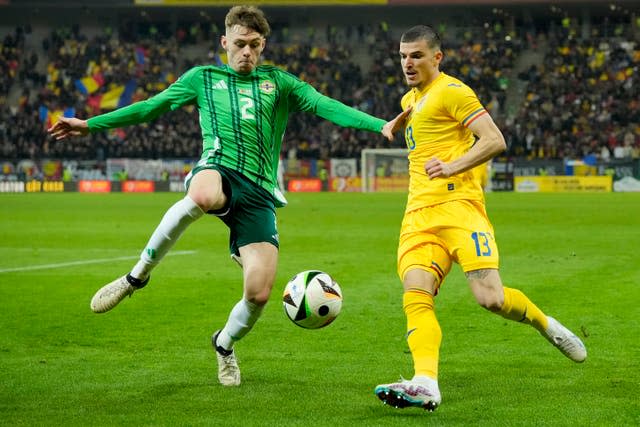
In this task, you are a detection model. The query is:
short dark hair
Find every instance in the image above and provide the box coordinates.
[401,25,441,51]
[225,5,271,37]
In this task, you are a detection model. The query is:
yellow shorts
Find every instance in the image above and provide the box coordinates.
[397,199,499,289]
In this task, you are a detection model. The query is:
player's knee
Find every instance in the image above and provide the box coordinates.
[188,188,225,212]
[467,269,504,311]
[476,291,504,312]
[244,271,275,306]
[187,170,227,211]
[245,288,271,306]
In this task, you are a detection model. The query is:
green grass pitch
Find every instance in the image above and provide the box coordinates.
[1,192,638,426]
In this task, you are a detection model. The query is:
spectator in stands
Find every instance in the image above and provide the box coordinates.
[48,5,407,390]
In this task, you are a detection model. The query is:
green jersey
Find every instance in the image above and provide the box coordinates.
[88,64,386,203]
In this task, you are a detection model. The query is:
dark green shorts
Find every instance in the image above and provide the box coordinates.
[187,164,279,256]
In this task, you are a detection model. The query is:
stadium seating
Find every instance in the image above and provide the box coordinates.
[0,5,638,168]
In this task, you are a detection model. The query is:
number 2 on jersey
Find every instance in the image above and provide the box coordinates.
[239,97,255,120]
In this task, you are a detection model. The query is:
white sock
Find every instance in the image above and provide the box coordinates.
[130,196,204,280]
[217,299,264,350]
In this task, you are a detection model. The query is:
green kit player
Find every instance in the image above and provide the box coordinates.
[49,5,408,386]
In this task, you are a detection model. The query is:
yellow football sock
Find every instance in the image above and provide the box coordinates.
[498,287,548,332]
[403,289,441,380]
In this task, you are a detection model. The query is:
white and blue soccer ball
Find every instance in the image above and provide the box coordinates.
[283,270,342,329]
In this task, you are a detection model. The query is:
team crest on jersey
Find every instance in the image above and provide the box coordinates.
[260,80,276,93]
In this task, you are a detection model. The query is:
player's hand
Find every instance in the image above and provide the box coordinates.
[47,117,89,140]
[425,157,454,179]
[382,107,412,141]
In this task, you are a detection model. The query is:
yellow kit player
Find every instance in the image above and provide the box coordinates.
[374,25,586,412]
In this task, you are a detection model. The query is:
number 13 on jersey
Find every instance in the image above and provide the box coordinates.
[405,125,416,150]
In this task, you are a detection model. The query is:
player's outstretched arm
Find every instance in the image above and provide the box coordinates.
[48,117,89,140]
[382,107,412,141]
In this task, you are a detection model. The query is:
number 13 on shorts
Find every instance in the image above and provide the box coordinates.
[470,231,494,257]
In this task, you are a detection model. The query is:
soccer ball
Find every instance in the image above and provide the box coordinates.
[282,270,342,329]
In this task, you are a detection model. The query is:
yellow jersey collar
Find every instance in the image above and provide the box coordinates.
[412,71,446,100]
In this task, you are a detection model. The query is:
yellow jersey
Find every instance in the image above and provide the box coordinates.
[401,72,488,212]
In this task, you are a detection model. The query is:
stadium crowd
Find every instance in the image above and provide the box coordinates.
[0,9,638,165]
[508,21,640,161]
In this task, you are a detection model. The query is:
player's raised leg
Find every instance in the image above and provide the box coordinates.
[91,169,226,313]
[495,285,586,361]
[90,195,204,313]
[467,269,586,362]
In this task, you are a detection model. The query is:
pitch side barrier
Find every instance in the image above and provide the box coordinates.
[0,176,627,194]
[1,158,638,193]
[0,180,184,193]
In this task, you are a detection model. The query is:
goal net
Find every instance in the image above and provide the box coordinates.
[360,148,410,192]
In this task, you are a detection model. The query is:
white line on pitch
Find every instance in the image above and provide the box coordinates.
[0,250,197,273]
